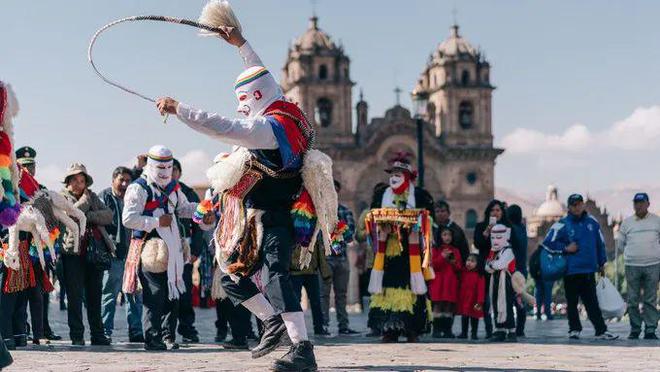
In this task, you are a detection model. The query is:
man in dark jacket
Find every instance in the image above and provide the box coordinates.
[434,201,469,263]
[100,166,145,342]
[172,159,204,343]
[543,194,618,340]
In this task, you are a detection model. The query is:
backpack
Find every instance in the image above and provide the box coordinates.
[539,244,567,281]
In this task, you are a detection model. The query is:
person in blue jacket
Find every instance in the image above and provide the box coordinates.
[542,194,618,340]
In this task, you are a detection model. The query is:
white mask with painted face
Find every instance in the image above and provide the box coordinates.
[145,145,174,188]
[234,66,283,119]
[490,224,511,252]
[389,172,406,190]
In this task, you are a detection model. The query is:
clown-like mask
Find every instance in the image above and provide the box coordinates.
[147,161,173,188]
[234,66,282,119]
[490,224,511,252]
[145,145,174,188]
[389,171,406,190]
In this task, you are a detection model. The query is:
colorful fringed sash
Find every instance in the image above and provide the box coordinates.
[0,85,21,226]
[3,241,36,293]
[365,208,434,295]
[214,169,262,273]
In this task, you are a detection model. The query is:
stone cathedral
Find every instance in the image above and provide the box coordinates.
[281,17,503,234]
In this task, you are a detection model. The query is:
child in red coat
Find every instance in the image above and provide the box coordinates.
[457,254,486,339]
[429,228,463,338]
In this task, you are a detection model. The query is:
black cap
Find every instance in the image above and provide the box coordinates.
[633,193,649,203]
[567,194,584,206]
[15,146,36,165]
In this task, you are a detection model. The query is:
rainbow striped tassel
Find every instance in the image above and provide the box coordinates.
[0,131,20,227]
[291,188,317,248]
[193,199,213,224]
[330,220,349,254]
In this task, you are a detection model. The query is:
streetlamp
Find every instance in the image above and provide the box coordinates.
[411,89,428,189]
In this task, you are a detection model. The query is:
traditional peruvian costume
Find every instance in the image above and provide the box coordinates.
[176,41,335,371]
[366,153,435,343]
[122,145,197,350]
[485,224,516,342]
[1,82,65,354]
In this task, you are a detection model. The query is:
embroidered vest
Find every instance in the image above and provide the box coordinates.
[132,178,180,239]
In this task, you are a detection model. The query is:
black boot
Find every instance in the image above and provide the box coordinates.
[432,318,442,338]
[144,338,167,351]
[442,317,455,338]
[223,337,249,350]
[13,335,27,348]
[457,316,469,339]
[470,317,479,340]
[2,339,15,351]
[251,314,287,359]
[271,341,318,372]
[0,338,12,369]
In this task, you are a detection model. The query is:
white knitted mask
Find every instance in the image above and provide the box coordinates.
[145,145,174,188]
[234,66,282,118]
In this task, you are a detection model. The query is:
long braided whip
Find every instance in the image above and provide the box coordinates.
[88,15,225,103]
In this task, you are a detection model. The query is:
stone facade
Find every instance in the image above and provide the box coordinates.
[281,18,503,234]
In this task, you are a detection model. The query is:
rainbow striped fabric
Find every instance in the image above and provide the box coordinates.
[291,189,317,248]
[0,85,21,227]
[193,199,213,224]
[234,67,270,90]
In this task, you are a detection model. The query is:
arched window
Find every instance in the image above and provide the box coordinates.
[458,101,473,129]
[461,70,470,86]
[427,102,436,125]
[315,98,333,127]
[466,171,478,185]
[465,209,478,229]
[319,65,328,80]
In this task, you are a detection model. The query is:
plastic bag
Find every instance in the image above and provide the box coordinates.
[596,276,626,319]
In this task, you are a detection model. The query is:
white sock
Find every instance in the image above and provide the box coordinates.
[281,311,309,344]
[242,294,275,321]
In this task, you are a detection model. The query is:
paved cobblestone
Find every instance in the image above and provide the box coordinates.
[7,301,659,371]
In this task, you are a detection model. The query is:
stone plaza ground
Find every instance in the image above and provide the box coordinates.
[7,303,660,371]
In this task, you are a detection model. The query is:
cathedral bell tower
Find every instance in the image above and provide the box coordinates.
[281,16,355,149]
[414,24,494,146]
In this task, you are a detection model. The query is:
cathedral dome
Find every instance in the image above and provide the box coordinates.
[435,25,477,58]
[535,185,565,218]
[295,16,336,51]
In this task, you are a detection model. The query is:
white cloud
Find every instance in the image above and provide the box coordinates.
[500,105,660,154]
[501,124,592,154]
[178,150,213,186]
[604,106,660,150]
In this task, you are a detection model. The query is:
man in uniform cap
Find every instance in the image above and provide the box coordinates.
[15,146,36,177]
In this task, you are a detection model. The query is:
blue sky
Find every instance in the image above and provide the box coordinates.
[3,1,660,204]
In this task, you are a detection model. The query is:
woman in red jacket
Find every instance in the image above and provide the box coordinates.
[429,228,462,338]
[457,254,486,339]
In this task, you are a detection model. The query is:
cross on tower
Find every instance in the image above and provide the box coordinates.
[310,0,319,16]
[394,87,402,105]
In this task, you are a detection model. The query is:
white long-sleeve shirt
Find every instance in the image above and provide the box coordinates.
[175,41,278,150]
[618,212,660,267]
[122,182,197,233]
